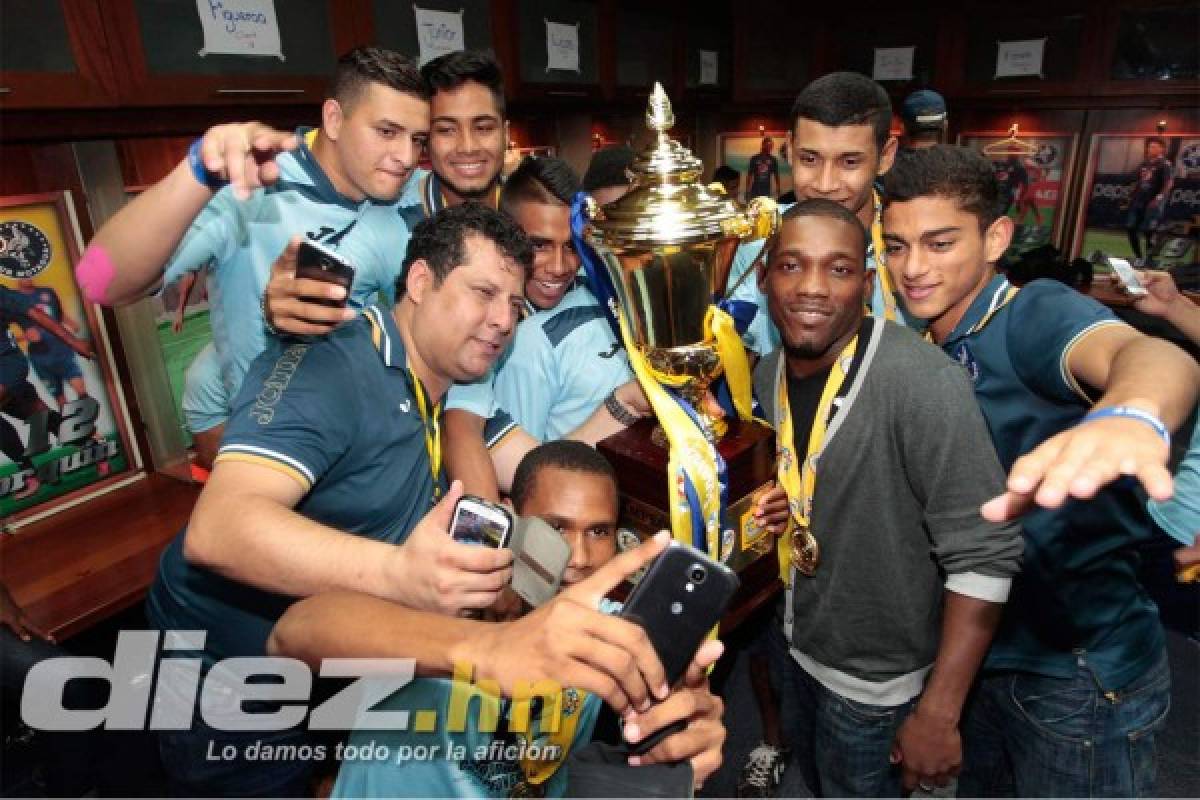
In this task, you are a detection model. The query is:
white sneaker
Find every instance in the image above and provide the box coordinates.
[737,742,787,797]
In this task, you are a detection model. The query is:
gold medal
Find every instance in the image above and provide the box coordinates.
[790,526,820,577]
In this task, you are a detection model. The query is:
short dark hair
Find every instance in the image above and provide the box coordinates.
[882,144,1000,230]
[510,440,617,513]
[397,202,533,298]
[582,146,635,192]
[331,47,428,111]
[500,156,581,216]
[790,72,893,152]
[710,165,739,184]
[421,50,506,116]
[766,198,868,263]
[1146,136,1167,150]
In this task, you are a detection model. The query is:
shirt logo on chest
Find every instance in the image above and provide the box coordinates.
[397,399,411,413]
[954,342,981,384]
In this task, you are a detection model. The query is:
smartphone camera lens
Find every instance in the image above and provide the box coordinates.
[688,564,707,584]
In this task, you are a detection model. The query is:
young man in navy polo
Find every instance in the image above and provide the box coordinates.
[881,145,1200,797]
[145,204,531,797]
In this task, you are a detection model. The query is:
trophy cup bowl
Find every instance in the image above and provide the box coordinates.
[585,83,777,441]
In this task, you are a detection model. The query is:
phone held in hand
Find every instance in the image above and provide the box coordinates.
[295,240,356,307]
[618,541,739,755]
[450,495,513,549]
[1093,251,1149,297]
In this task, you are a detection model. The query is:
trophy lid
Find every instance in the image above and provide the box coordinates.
[589,83,744,248]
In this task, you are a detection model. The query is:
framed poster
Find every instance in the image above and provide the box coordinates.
[0,193,142,527]
[1073,133,1200,269]
[718,132,793,203]
[959,131,1078,257]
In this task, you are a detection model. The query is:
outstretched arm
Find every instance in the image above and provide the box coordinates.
[79,123,298,305]
[984,324,1200,520]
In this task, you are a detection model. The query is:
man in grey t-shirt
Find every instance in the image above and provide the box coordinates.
[752,200,1022,797]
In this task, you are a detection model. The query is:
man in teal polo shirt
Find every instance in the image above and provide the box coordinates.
[146,203,531,797]
[881,145,1200,797]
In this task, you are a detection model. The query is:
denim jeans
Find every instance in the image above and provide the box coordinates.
[788,662,917,798]
[960,647,1171,798]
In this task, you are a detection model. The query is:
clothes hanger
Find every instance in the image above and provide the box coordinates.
[983,124,1039,157]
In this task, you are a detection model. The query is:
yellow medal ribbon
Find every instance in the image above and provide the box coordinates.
[869,189,899,322]
[773,335,858,584]
[925,281,1020,343]
[514,688,586,788]
[409,368,443,501]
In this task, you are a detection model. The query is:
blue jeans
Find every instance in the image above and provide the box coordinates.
[960,648,1170,797]
[788,663,916,797]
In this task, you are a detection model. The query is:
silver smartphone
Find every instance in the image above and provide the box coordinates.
[450,495,513,549]
[1094,252,1149,297]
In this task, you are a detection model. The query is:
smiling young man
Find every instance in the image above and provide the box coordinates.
[726,72,908,357]
[145,204,531,797]
[413,50,508,214]
[752,199,1022,797]
[266,50,510,336]
[79,47,431,437]
[442,156,646,498]
[882,145,1200,797]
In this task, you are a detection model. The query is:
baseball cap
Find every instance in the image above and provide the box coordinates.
[901,90,948,132]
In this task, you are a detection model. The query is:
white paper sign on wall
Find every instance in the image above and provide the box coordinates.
[195,0,284,60]
[995,38,1046,78]
[545,19,580,73]
[413,6,465,66]
[700,49,718,85]
[872,46,914,81]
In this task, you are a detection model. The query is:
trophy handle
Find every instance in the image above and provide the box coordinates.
[720,196,779,243]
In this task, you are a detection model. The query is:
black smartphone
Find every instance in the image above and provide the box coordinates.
[618,541,739,756]
[295,240,355,308]
[450,495,513,549]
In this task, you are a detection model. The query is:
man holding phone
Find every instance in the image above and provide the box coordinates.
[264,50,510,336]
[276,441,726,797]
[145,204,531,796]
[78,47,431,444]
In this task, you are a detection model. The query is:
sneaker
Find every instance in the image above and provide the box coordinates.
[737,742,787,797]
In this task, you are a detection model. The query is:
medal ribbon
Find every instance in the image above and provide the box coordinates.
[409,368,443,501]
[926,281,1020,343]
[773,335,858,584]
[869,189,899,322]
[515,689,586,788]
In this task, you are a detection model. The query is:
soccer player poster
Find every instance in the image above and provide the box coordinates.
[0,193,140,526]
[1074,133,1200,269]
[961,132,1077,257]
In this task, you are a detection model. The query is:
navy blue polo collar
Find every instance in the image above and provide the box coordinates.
[945,273,1012,344]
[362,304,410,370]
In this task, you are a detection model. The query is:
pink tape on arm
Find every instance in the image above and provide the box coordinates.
[77,244,116,305]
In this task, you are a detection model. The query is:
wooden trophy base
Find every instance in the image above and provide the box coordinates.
[597,417,782,634]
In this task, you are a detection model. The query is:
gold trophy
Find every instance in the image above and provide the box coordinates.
[586,82,777,441]
[591,83,781,588]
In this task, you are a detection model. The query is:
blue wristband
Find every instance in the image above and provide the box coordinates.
[1081,406,1170,447]
[187,138,229,190]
